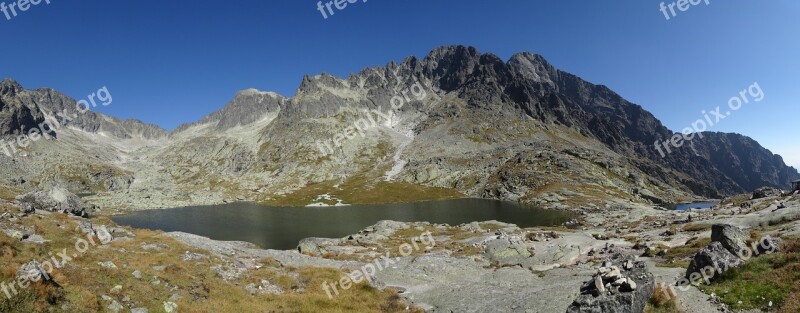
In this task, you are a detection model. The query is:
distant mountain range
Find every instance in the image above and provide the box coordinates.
[1,45,797,210]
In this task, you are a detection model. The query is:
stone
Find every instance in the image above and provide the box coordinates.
[15,187,92,217]
[107,301,123,313]
[245,283,259,296]
[182,251,208,261]
[623,260,634,270]
[79,221,94,235]
[568,254,654,313]
[756,236,782,255]
[7,230,24,240]
[131,308,149,313]
[98,261,118,269]
[297,237,339,256]
[594,275,606,294]
[685,242,744,283]
[752,187,782,199]
[601,266,622,282]
[132,270,142,279]
[163,302,178,313]
[16,261,50,282]
[483,237,533,266]
[711,224,749,255]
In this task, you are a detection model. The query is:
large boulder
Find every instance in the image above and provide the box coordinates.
[297,237,340,256]
[567,254,655,313]
[711,224,749,255]
[484,237,533,266]
[685,242,743,283]
[15,187,93,217]
[752,187,782,199]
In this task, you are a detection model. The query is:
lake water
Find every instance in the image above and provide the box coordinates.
[111,199,574,250]
[672,202,717,211]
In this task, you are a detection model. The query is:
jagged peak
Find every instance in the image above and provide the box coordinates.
[423,45,481,62]
[1,78,23,95]
[235,88,284,99]
[507,51,558,84]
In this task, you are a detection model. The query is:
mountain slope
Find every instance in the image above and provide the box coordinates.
[1,46,796,210]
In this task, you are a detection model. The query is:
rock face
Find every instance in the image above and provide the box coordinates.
[174,89,285,132]
[16,187,93,217]
[1,78,166,140]
[567,254,655,313]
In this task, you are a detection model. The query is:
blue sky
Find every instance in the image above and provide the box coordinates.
[1,0,798,167]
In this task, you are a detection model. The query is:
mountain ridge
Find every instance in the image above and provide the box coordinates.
[1,46,796,210]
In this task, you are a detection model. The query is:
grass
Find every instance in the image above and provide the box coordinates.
[699,237,800,312]
[655,237,711,268]
[682,223,712,232]
[645,283,683,313]
[0,184,24,201]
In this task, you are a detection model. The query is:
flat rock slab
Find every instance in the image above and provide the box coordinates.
[166,232,360,270]
[374,253,592,313]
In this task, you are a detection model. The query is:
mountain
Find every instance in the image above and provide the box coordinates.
[0,46,797,210]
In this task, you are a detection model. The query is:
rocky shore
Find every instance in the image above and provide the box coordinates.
[1,186,799,312]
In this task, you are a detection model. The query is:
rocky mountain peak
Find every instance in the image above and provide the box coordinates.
[296,73,347,96]
[0,78,23,96]
[508,52,558,85]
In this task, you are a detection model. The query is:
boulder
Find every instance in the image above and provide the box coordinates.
[756,236,782,254]
[484,237,533,266]
[711,224,749,255]
[297,237,340,256]
[163,302,178,313]
[685,242,743,282]
[567,254,654,313]
[16,261,51,282]
[15,187,93,218]
[752,187,782,199]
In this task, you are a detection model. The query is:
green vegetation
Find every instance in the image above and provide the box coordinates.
[699,238,800,312]
[656,237,711,268]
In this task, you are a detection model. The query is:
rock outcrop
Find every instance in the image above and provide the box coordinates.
[16,187,94,217]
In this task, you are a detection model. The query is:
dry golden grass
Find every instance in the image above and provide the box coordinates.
[0,213,412,312]
[682,223,712,232]
[646,283,683,313]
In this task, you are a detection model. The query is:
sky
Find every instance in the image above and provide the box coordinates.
[1,0,798,167]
